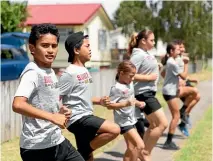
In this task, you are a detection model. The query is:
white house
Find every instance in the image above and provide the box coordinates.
[109,27,128,49]
[25,4,114,68]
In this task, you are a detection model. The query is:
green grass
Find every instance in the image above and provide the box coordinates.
[1,105,121,161]
[174,106,212,161]
[188,66,212,82]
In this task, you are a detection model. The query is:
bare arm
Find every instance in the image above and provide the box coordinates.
[178,64,188,79]
[187,78,199,83]
[161,68,166,78]
[135,100,146,109]
[92,97,102,105]
[13,97,67,129]
[106,100,131,110]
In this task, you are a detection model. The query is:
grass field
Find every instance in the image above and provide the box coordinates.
[174,106,212,161]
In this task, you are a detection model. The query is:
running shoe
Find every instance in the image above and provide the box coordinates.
[163,141,180,150]
[178,124,189,137]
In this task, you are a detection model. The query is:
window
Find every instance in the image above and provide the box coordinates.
[58,28,74,42]
[111,40,118,49]
[98,29,107,51]
[84,27,89,35]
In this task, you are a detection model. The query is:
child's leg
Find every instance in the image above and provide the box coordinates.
[123,128,146,161]
[123,135,138,161]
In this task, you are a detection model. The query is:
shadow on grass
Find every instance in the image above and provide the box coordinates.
[105,151,123,158]
[155,143,181,151]
[95,151,124,161]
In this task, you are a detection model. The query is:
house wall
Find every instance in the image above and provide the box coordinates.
[84,13,112,68]
[25,9,113,68]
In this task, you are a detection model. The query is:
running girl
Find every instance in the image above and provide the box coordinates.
[129,29,168,160]
[104,60,147,161]
[162,42,188,149]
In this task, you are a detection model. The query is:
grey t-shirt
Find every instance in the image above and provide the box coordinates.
[109,82,137,127]
[130,48,159,95]
[15,62,64,149]
[176,55,184,73]
[162,57,182,95]
[59,64,93,126]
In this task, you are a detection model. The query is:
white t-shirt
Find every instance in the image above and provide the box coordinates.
[59,64,93,126]
[15,62,64,149]
[109,82,137,127]
[162,57,182,95]
[130,48,159,95]
[176,55,184,73]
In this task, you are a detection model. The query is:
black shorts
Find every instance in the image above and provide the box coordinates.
[163,94,177,101]
[67,115,105,160]
[20,139,84,161]
[135,91,162,115]
[180,80,193,102]
[120,125,135,134]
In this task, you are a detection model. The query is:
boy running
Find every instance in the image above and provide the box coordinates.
[12,23,85,161]
[59,31,120,161]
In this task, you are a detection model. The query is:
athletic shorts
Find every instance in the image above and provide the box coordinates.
[67,115,105,160]
[120,125,135,134]
[135,91,162,115]
[163,94,177,101]
[20,138,84,161]
[180,80,193,102]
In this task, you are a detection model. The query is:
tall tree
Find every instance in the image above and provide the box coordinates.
[114,1,212,61]
[1,1,29,33]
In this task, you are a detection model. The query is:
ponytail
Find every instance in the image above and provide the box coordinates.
[115,73,119,81]
[128,29,154,57]
[128,32,138,57]
[161,54,169,66]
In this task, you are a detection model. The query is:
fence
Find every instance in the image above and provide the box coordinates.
[1,80,22,143]
[0,60,209,143]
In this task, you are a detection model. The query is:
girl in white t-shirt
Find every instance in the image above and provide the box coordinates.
[161,42,189,150]
[104,60,147,161]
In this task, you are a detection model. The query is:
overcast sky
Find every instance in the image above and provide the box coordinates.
[26,0,123,19]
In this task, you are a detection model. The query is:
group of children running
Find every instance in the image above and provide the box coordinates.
[12,23,200,161]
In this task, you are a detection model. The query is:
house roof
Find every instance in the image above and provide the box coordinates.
[26,4,103,25]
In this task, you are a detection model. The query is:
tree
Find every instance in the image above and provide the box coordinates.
[114,1,212,62]
[157,1,212,61]
[114,1,154,36]
[1,1,29,33]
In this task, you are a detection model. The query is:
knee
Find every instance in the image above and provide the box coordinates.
[136,144,145,152]
[161,119,168,130]
[110,123,120,137]
[196,93,201,102]
[158,116,168,131]
[173,113,180,121]
[192,88,198,95]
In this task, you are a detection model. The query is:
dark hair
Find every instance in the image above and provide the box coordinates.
[173,39,184,45]
[128,29,153,56]
[115,60,136,81]
[29,23,60,45]
[68,35,89,63]
[161,41,178,65]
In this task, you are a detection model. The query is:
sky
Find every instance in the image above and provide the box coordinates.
[26,0,123,19]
